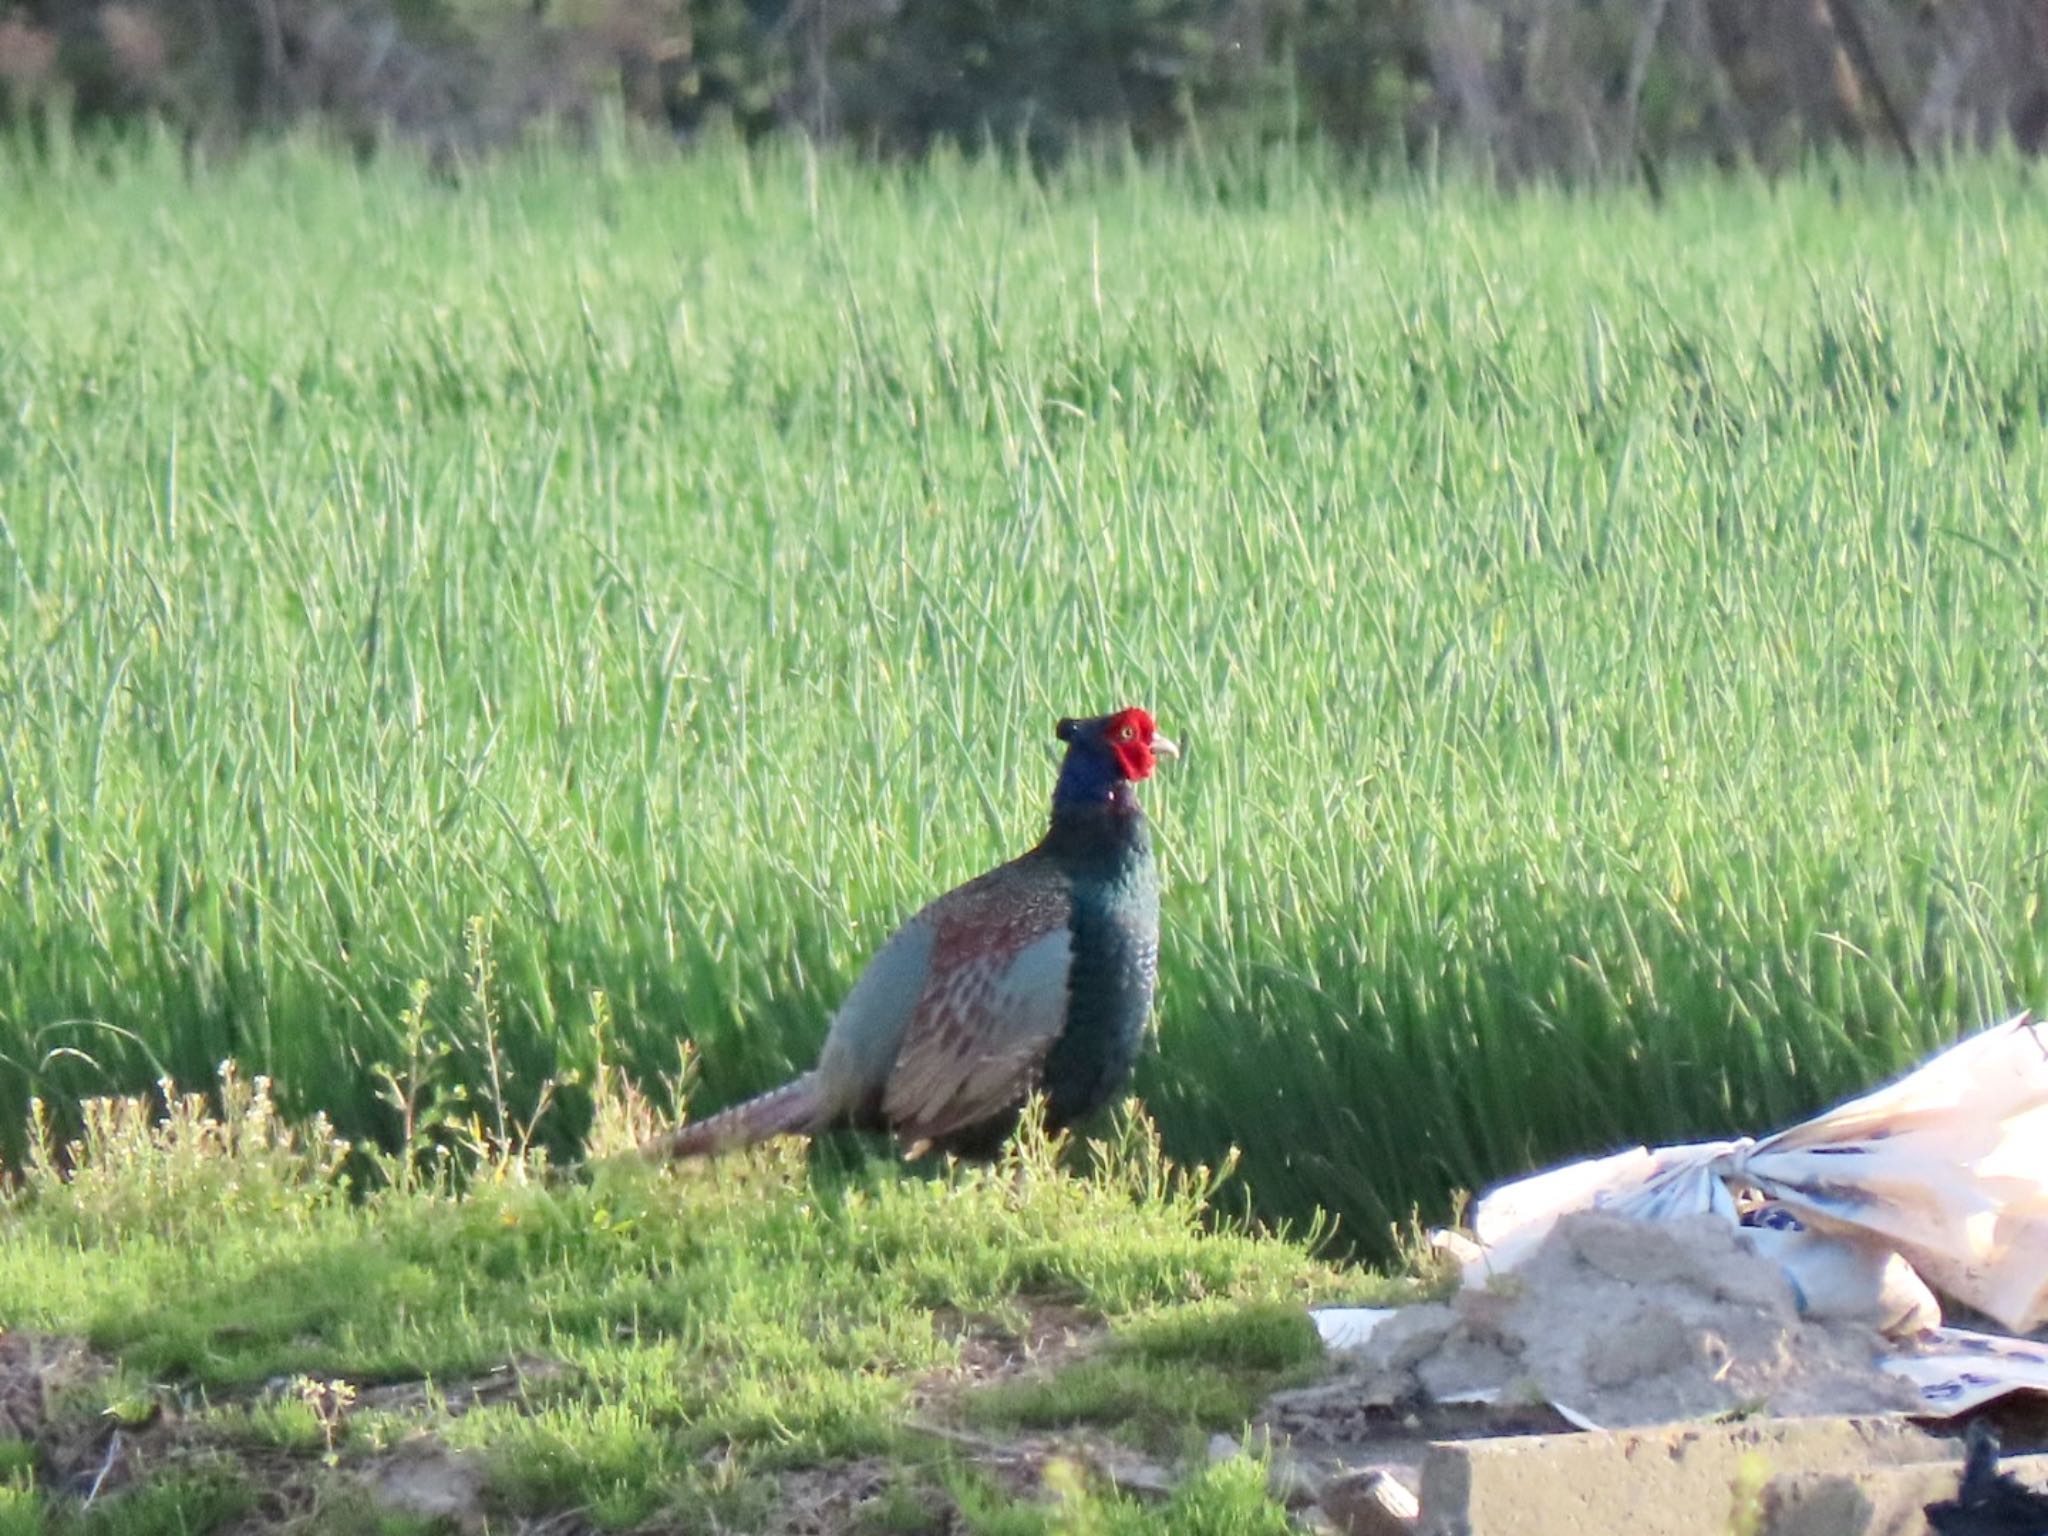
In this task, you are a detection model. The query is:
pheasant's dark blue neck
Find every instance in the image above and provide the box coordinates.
[1045,750,1148,867]
[1051,748,1137,814]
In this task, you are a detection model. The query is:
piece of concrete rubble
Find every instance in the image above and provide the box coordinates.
[1089,1444,1177,1498]
[1416,1415,1959,1536]
[356,1439,489,1534]
[1321,1468,1420,1536]
[1366,1306,1457,1373]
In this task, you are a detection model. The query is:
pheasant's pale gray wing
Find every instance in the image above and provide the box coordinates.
[812,909,940,1112]
[880,858,1073,1148]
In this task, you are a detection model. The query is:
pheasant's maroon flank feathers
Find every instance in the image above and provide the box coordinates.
[645,706,1173,1162]
[881,862,1072,1150]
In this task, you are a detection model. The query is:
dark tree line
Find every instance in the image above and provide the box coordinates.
[2,0,2046,171]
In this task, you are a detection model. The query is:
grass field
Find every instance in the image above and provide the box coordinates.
[5,129,2048,1254]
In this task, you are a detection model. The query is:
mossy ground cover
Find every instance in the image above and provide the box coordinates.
[0,1069,1400,1533]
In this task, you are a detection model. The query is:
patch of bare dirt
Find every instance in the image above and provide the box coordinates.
[0,1335,577,1529]
[0,1330,169,1501]
[745,1434,1176,1536]
[2,1325,1254,1535]
[756,1457,943,1535]
[0,1331,104,1441]
[919,1300,1105,1398]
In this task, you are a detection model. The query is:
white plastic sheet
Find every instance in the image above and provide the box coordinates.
[1888,1326,2048,1416]
[1452,1012,2048,1335]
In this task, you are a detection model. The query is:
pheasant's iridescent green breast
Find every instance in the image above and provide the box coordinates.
[1039,804,1159,1130]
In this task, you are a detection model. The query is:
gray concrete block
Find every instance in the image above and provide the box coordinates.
[1417,1416,1955,1536]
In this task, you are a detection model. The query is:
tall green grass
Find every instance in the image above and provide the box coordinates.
[5,130,2048,1252]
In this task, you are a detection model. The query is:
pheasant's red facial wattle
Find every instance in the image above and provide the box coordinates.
[1053,707,1178,798]
[1104,706,1177,781]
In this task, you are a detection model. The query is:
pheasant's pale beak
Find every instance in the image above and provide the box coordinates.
[1151,735,1180,761]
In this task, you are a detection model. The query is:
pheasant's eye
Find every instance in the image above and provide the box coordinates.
[1116,724,1137,743]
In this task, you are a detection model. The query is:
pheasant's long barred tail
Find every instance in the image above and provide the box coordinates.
[642,1074,826,1160]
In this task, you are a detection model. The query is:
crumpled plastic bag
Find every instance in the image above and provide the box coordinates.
[1737,1206,1941,1337]
[1443,1012,2048,1335]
